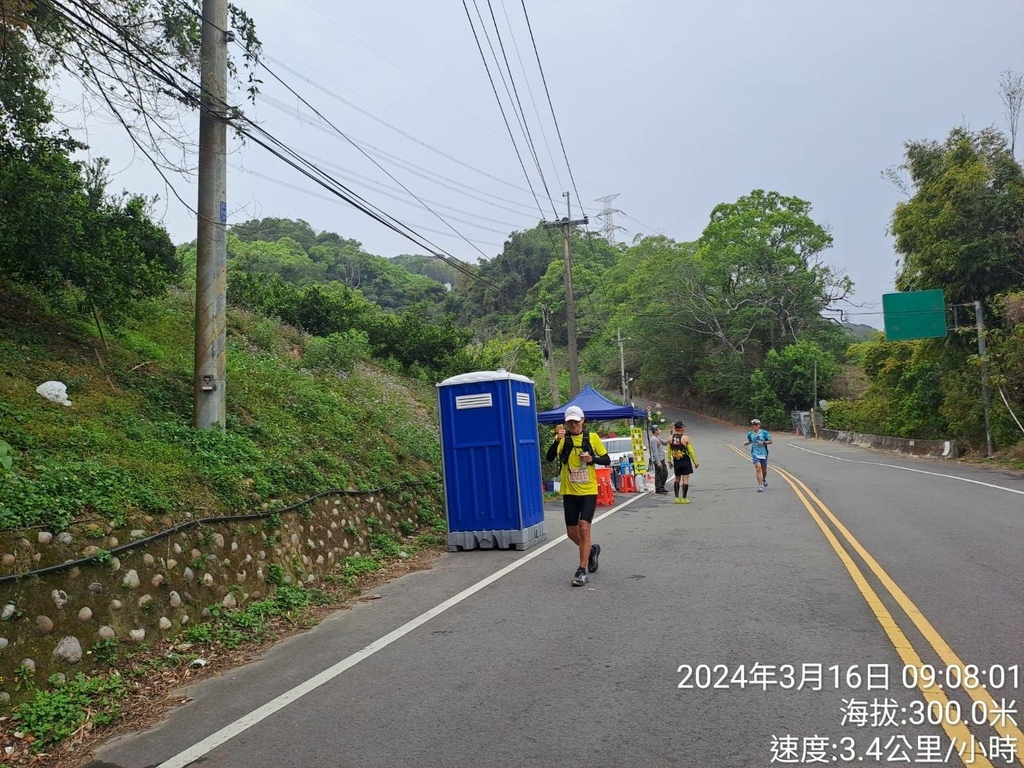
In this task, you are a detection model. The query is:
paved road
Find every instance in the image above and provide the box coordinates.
[88,414,1024,768]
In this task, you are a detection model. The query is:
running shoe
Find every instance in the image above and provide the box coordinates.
[572,567,588,587]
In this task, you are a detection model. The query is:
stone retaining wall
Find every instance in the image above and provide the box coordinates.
[0,491,420,707]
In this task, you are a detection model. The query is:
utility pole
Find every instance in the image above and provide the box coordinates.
[975,300,995,457]
[542,304,560,407]
[193,0,230,430]
[617,327,627,403]
[811,359,819,439]
[544,192,587,397]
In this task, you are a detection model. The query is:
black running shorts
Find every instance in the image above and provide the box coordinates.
[563,494,597,527]
[673,457,694,476]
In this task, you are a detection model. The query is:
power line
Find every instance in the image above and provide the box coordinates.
[239,155,525,234]
[256,94,545,218]
[235,118,517,299]
[45,0,564,355]
[460,0,547,218]
[230,120,493,287]
[292,0,506,140]
[295,152,533,228]
[251,53,496,261]
[259,54,538,198]
[259,47,522,182]
[230,165,507,245]
[519,0,584,213]
[53,0,521,304]
[622,212,664,237]
[497,0,565,194]
[479,0,558,215]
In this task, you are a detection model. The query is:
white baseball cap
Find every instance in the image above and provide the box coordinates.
[564,405,584,421]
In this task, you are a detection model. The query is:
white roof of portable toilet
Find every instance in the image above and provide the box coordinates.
[438,369,533,387]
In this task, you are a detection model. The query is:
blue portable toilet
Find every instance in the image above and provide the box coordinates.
[437,370,546,551]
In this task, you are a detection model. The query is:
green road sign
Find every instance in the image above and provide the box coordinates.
[882,289,948,341]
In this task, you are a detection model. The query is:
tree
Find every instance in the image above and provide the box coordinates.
[693,190,851,353]
[761,340,841,411]
[834,339,951,439]
[891,126,1024,305]
[73,174,180,324]
[464,336,545,382]
[10,0,260,178]
[232,219,319,251]
[748,370,787,429]
[0,14,85,275]
[460,225,559,329]
[567,234,699,396]
[999,70,1024,157]
[519,228,618,346]
[229,236,326,284]
[1,115,179,330]
[391,253,459,287]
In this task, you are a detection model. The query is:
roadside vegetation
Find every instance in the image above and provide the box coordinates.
[0,285,443,533]
[2,3,1024,763]
[1,545,441,766]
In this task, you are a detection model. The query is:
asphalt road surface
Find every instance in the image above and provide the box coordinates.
[88,412,1024,768]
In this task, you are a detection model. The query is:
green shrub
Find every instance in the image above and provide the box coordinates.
[332,555,383,587]
[13,673,127,748]
[369,532,401,557]
[0,438,13,471]
[416,532,444,547]
[265,563,286,586]
[303,330,370,373]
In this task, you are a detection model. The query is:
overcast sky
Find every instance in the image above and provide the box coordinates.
[57,0,1024,328]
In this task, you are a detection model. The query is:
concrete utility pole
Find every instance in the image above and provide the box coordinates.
[542,304,560,407]
[975,300,995,457]
[811,359,819,439]
[543,192,587,397]
[617,327,628,404]
[193,0,229,430]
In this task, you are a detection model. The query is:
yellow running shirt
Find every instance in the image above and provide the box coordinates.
[556,432,606,496]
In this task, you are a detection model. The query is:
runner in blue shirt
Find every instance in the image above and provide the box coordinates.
[744,418,773,492]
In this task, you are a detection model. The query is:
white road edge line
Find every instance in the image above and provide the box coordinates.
[156,493,647,768]
[789,444,1024,496]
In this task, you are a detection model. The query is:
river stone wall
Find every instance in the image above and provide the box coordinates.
[0,491,419,708]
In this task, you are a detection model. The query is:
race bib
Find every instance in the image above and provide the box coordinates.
[568,467,589,484]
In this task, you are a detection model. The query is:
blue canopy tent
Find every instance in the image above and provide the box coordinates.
[536,384,646,424]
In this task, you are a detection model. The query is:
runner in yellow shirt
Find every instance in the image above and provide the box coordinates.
[545,406,611,586]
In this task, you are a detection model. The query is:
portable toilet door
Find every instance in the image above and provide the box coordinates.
[436,370,546,551]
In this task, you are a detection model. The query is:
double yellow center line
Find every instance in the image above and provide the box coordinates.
[727,445,1023,767]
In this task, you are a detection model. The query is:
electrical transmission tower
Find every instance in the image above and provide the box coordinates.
[595,193,627,243]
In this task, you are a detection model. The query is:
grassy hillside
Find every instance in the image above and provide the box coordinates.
[0,283,442,534]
